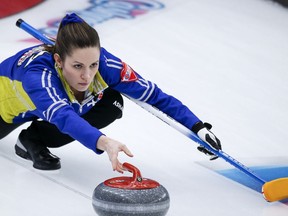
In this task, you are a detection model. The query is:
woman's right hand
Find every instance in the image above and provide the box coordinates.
[96,135,134,173]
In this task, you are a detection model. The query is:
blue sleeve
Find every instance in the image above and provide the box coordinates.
[99,47,201,129]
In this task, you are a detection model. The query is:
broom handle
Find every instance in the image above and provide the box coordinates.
[16,19,54,45]
[127,97,267,185]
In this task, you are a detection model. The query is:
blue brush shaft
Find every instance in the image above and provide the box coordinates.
[129,97,267,185]
[16,19,54,46]
[188,133,266,185]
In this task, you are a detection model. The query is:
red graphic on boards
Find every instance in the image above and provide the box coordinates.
[0,0,44,19]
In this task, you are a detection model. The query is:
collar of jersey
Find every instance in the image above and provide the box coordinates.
[55,64,108,102]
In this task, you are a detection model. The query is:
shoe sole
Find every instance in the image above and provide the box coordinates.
[15,144,61,170]
[15,144,32,160]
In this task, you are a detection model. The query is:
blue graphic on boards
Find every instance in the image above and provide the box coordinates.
[40,0,164,36]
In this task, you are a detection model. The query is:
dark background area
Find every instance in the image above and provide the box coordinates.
[271,0,288,7]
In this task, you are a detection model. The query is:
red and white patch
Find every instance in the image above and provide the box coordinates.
[120,62,138,82]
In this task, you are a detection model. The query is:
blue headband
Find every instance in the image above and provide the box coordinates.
[61,13,83,27]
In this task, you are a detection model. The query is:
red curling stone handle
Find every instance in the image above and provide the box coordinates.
[123,162,143,182]
[104,162,160,189]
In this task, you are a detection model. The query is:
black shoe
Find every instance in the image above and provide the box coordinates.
[15,130,61,170]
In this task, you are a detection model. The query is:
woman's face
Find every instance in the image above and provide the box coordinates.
[55,47,100,93]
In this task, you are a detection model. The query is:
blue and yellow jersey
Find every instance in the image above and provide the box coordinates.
[0,45,200,152]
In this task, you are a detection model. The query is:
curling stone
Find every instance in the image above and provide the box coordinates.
[92,162,170,216]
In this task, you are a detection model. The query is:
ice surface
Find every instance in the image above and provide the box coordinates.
[0,0,288,215]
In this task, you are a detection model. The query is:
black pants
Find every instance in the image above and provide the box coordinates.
[0,88,123,148]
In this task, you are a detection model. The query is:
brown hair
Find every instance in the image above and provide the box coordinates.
[47,14,100,61]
